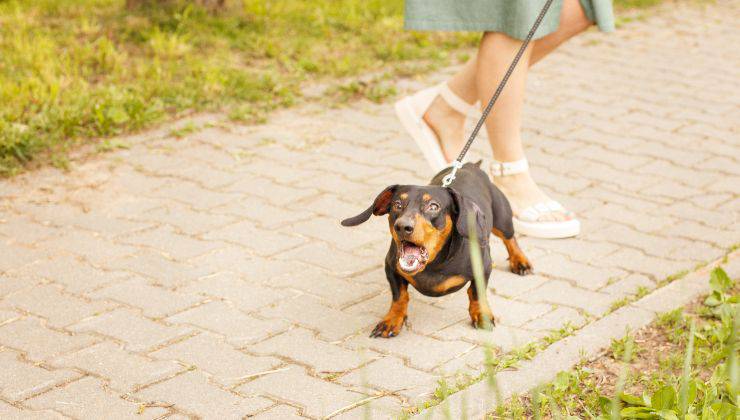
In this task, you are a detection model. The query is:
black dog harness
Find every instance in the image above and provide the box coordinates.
[442,0,555,188]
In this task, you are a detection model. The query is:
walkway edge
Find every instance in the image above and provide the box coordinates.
[417,249,740,419]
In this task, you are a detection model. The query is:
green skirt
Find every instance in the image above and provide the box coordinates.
[405,0,614,40]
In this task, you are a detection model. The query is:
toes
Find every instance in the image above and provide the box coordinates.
[538,213,554,222]
[382,324,399,338]
[470,312,495,330]
[540,213,558,222]
[510,260,533,276]
[370,319,403,338]
[472,318,493,330]
[537,211,571,222]
[480,313,495,330]
[370,322,386,338]
[516,263,533,276]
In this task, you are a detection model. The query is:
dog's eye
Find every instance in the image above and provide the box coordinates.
[393,200,403,210]
[427,202,440,212]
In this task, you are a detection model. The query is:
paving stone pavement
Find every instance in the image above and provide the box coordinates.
[1,3,738,419]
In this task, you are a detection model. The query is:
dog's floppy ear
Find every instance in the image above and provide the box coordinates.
[341,185,399,227]
[448,187,487,244]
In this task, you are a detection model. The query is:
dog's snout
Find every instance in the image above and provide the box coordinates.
[394,218,414,235]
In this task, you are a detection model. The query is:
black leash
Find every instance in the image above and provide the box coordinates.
[442,0,555,187]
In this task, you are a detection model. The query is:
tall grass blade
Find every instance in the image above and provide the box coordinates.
[549,395,562,420]
[678,320,696,415]
[461,392,468,420]
[531,385,542,420]
[441,380,452,420]
[727,307,738,404]
[466,213,502,409]
[467,213,491,329]
[611,332,634,420]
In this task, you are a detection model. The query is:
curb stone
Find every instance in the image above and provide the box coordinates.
[416,250,740,419]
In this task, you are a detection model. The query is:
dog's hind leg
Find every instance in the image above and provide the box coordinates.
[492,228,533,275]
[487,183,532,275]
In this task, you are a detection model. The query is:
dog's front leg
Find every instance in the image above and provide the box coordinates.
[370,268,408,338]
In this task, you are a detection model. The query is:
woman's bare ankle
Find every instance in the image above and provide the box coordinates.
[422,96,466,162]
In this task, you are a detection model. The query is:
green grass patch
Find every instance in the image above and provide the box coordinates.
[0,0,478,176]
[614,0,665,8]
[493,266,738,419]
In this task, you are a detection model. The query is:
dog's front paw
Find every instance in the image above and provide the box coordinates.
[509,255,533,276]
[370,316,406,338]
[470,308,495,330]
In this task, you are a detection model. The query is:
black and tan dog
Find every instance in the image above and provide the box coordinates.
[341,162,532,338]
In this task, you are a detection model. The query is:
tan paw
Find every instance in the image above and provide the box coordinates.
[370,315,407,338]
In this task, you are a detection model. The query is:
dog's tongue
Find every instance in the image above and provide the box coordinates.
[403,242,422,258]
[400,243,422,271]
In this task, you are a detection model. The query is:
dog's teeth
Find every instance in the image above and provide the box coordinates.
[399,257,420,272]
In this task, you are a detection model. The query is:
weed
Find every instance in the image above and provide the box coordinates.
[0,0,477,175]
[492,266,739,419]
[169,122,199,138]
[330,79,398,104]
[611,331,639,362]
[635,285,651,299]
[609,297,631,313]
[614,0,663,8]
[96,138,131,153]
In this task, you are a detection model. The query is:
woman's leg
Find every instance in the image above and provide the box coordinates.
[478,0,591,221]
[477,32,570,220]
[442,0,593,99]
[531,0,593,65]
[475,32,533,163]
[421,58,478,161]
[437,0,592,105]
[425,0,592,220]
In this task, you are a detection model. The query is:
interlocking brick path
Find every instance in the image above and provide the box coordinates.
[1,2,738,418]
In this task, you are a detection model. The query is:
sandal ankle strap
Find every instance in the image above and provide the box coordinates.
[490,158,529,176]
[438,83,479,116]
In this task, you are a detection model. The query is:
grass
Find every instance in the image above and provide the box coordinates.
[0,0,478,176]
[0,0,688,177]
[492,266,738,419]
[402,214,578,417]
[410,257,738,418]
[403,323,578,417]
[615,0,665,8]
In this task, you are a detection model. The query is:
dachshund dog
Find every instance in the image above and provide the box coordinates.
[341,162,532,338]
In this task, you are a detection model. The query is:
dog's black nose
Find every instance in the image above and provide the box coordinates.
[394,218,414,235]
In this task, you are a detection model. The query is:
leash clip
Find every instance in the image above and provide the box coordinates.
[442,160,463,188]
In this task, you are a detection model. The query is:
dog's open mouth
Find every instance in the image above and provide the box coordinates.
[398,241,429,273]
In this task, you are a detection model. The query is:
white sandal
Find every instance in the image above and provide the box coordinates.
[394,83,479,172]
[489,159,581,239]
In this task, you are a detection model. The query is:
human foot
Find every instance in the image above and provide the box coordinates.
[394,83,478,172]
[493,172,573,222]
[422,96,467,162]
